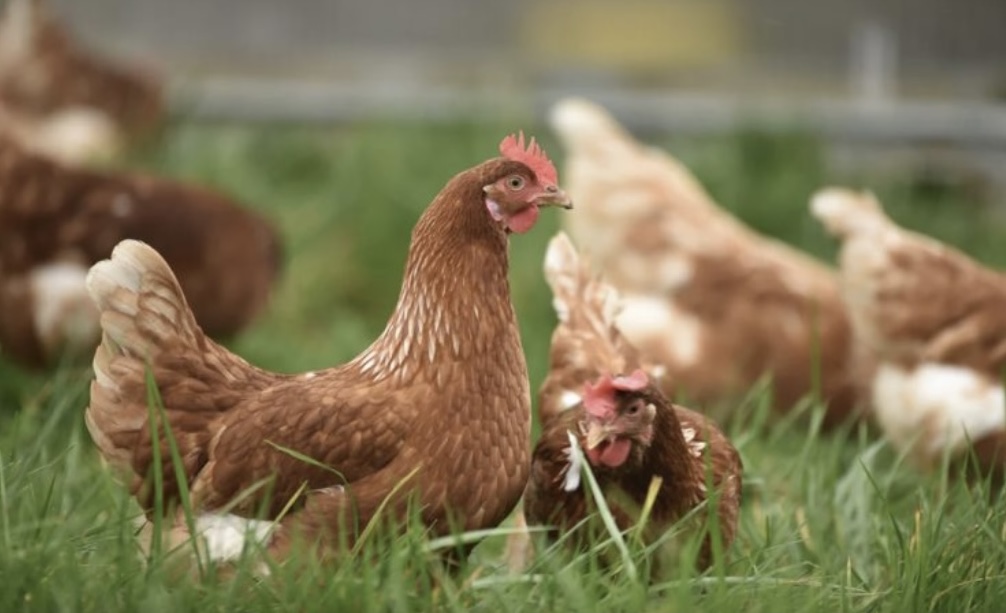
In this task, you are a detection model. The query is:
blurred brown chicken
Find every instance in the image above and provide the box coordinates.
[513,233,742,572]
[0,134,282,369]
[550,97,871,428]
[0,0,163,161]
[812,188,1006,477]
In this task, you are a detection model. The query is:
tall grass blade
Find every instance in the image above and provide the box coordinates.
[566,431,638,581]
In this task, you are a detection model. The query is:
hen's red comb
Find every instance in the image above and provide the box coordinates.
[612,369,648,391]
[582,369,649,419]
[499,131,558,185]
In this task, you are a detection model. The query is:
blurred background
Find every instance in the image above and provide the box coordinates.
[52,0,1006,186]
[11,0,1006,381]
[56,0,1006,109]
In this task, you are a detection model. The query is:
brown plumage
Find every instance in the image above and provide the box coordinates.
[0,0,163,154]
[0,135,282,369]
[549,97,870,428]
[83,134,572,566]
[517,233,742,572]
[812,188,1006,476]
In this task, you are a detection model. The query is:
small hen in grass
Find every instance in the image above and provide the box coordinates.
[84,132,572,570]
[515,233,742,573]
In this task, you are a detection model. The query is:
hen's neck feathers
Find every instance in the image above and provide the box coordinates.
[350,159,520,387]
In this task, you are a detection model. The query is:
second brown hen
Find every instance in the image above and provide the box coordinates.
[519,233,742,572]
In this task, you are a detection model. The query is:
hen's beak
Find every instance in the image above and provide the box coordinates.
[535,185,573,209]
[585,422,613,450]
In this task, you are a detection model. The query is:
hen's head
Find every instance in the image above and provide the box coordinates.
[483,132,572,234]
[581,369,659,469]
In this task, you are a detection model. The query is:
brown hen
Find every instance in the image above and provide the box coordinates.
[812,188,1006,476]
[550,97,870,428]
[84,133,572,567]
[517,233,742,572]
[0,135,281,369]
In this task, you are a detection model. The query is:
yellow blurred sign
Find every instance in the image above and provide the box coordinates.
[521,0,741,70]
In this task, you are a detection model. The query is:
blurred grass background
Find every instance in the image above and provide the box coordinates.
[1,120,1006,611]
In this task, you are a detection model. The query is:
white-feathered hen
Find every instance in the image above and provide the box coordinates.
[812,188,1006,475]
[549,97,870,427]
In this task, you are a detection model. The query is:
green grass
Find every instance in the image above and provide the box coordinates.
[2,120,1006,612]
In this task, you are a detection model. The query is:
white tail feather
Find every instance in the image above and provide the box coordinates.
[543,231,581,318]
[543,231,621,326]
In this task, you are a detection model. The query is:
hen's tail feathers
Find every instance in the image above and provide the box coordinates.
[544,232,620,326]
[810,187,890,239]
[87,239,203,368]
[84,240,205,467]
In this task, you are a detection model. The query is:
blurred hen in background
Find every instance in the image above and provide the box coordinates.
[0,0,163,164]
[0,134,283,370]
[813,188,1006,480]
[550,98,874,428]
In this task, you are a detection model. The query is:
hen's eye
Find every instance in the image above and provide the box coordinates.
[507,176,525,190]
[626,403,640,415]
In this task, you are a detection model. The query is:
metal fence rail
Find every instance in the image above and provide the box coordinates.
[174,78,1006,150]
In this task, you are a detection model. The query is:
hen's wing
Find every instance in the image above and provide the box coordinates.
[193,381,410,516]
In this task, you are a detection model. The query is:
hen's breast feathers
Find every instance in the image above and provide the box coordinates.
[523,399,742,570]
